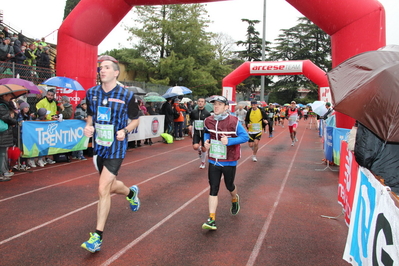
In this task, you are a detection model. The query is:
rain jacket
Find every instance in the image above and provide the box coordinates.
[36,97,57,120]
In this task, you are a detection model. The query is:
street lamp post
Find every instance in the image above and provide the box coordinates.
[260,0,266,102]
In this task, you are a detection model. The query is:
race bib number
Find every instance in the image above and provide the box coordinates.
[97,106,111,122]
[288,113,298,126]
[95,123,114,147]
[194,120,204,130]
[209,139,227,159]
[250,123,261,132]
[268,112,274,118]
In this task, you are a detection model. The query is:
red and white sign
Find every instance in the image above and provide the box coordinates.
[319,87,332,104]
[250,61,303,74]
[338,141,359,225]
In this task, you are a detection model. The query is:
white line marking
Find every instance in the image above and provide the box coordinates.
[99,136,280,264]
[246,129,306,266]
[0,201,98,246]
[0,145,187,203]
[0,158,197,246]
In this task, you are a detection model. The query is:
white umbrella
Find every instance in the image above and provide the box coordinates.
[310,101,328,116]
[181,97,191,103]
[165,86,192,95]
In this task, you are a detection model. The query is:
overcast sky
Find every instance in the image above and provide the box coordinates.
[1,0,398,54]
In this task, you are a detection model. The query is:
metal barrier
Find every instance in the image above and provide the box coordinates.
[0,60,55,83]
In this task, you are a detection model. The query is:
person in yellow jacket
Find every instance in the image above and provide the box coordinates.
[36,89,58,120]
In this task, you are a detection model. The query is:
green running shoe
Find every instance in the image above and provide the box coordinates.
[230,194,240,215]
[127,185,140,212]
[81,232,102,253]
[202,218,217,230]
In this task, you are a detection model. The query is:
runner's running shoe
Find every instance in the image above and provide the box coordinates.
[127,185,140,212]
[199,162,206,169]
[81,232,102,253]
[230,194,240,215]
[252,155,257,162]
[202,218,217,230]
[291,141,295,146]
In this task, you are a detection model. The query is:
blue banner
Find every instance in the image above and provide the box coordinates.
[324,126,333,162]
[22,120,89,157]
[332,128,350,165]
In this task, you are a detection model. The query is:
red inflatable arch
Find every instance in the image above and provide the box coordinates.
[57,0,385,128]
[221,60,328,104]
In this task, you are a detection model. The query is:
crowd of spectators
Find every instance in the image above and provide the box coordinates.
[0,87,91,181]
[0,25,54,81]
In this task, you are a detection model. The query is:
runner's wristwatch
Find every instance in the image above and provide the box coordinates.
[123,128,129,135]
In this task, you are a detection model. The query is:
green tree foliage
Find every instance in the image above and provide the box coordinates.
[122,4,231,96]
[236,19,263,61]
[107,48,154,82]
[268,17,331,103]
[235,19,273,97]
[63,0,81,20]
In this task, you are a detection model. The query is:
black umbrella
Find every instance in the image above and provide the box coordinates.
[125,86,147,95]
[328,45,399,142]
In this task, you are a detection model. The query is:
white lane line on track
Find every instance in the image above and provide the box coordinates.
[1,128,296,264]
[0,201,98,246]
[246,128,306,266]
[0,173,96,203]
[0,157,197,246]
[99,133,285,265]
[101,185,209,266]
[0,145,188,203]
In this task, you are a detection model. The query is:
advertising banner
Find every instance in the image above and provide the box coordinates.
[338,141,359,225]
[127,115,164,141]
[250,61,303,74]
[332,127,350,165]
[343,167,399,265]
[319,87,332,103]
[324,126,333,162]
[22,120,89,157]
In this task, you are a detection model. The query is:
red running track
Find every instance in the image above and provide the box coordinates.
[0,118,349,266]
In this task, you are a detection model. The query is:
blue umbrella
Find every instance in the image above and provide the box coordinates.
[162,92,179,99]
[42,77,85,91]
[165,86,192,95]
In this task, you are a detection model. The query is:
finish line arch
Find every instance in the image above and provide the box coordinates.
[221,60,329,105]
[57,0,385,128]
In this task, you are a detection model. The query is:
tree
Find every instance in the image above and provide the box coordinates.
[125,4,231,96]
[236,19,263,61]
[63,0,81,20]
[235,19,273,97]
[211,32,235,64]
[268,17,331,102]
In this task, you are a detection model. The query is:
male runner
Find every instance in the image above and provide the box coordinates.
[81,60,141,253]
[202,95,249,230]
[286,101,301,146]
[245,101,268,162]
[188,98,211,169]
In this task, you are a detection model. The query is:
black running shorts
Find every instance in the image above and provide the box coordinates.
[93,155,123,176]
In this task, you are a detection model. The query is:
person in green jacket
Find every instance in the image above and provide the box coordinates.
[36,89,57,120]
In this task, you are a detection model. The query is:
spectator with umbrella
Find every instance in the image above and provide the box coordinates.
[0,84,29,181]
[160,97,174,136]
[173,98,187,140]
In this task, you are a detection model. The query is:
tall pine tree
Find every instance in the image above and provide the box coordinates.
[268,17,331,103]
